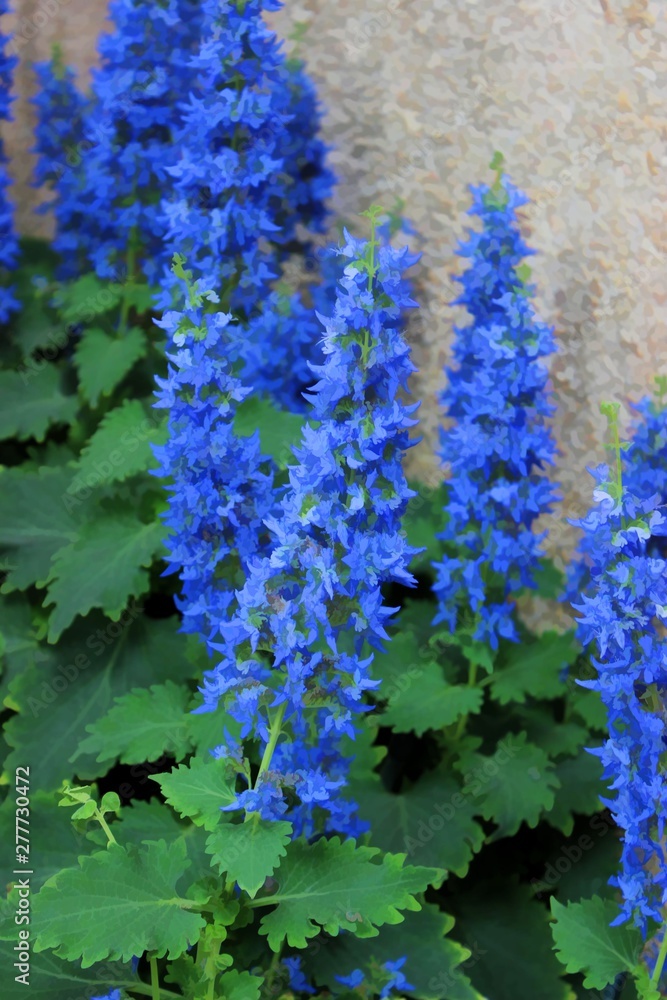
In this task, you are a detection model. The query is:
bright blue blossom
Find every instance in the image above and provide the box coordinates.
[199,231,420,835]
[282,956,316,995]
[157,0,335,314]
[570,460,667,931]
[625,383,667,510]
[153,258,278,643]
[34,0,208,282]
[0,0,19,322]
[336,957,414,997]
[90,991,121,1000]
[432,170,559,648]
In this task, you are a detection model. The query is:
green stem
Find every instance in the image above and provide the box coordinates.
[118,224,139,334]
[453,660,478,740]
[255,702,286,784]
[149,956,160,1000]
[95,809,117,846]
[650,925,667,989]
[114,983,181,1000]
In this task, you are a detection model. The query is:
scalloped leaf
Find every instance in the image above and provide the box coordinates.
[253,837,443,950]
[489,632,577,706]
[206,817,292,897]
[75,326,147,407]
[550,896,642,990]
[455,732,560,841]
[76,681,193,765]
[44,512,165,641]
[153,756,239,830]
[75,399,165,486]
[33,840,206,967]
[0,366,77,442]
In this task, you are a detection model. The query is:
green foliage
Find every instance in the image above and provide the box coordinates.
[153,756,240,830]
[550,896,643,990]
[206,817,292,897]
[253,837,442,950]
[0,366,77,442]
[74,326,147,406]
[78,681,193,764]
[75,398,165,485]
[44,512,165,641]
[488,631,578,705]
[33,840,206,966]
[455,882,571,1000]
[454,732,560,840]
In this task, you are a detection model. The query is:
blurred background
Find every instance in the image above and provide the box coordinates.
[2,0,666,561]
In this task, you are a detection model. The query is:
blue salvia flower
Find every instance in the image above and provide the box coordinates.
[34,0,207,282]
[570,409,667,931]
[336,957,415,998]
[625,380,667,508]
[566,381,667,605]
[31,56,92,274]
[432,165,559,649]
[282,956,317,996]
[153,256,278,643]
[0,0,19,322]
[157,0,335,313]
[200,226,420,835]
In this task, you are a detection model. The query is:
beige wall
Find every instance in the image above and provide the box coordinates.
[2,0,666,564]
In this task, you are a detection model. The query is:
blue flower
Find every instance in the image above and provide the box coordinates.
[432,168,559,649]
[282,956,316,995]
[0,0,19,322]
[569,456,667,931]
[198,228,420,835]
[153,258,278,643]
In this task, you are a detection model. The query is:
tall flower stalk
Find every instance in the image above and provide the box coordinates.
[571,402,667,941]
[198,216,420,835]
[433,157,559,649]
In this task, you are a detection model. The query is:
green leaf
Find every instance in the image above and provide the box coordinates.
[0,595,51,702]
[455,732,560,840]
[234,395,305,469]
[114,800,211,883]
[217,969,264,1000]
[206,817,292,897]
[544,750,604,835]
[154,755,239,830]
[0,792,92,890]
[0,366,77,442]
[253,836,443,950]
[33,839,206,967]
[0,466,79,591]
[352,767,484,878]
[53,274,122,323]
[550,896,642,989]
[571,686,608,732]
[3,614,193,790]
[76,681,193,764]
[456,882,571,1000]
[44,512,165,641]
[303,904,481,1000]
[0,944,133,1000]
[74,326,147,406]
[383,671,483,734]
[75,399,165,485]
[489,632,577,705]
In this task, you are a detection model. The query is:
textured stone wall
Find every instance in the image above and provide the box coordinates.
[2,0,667,565]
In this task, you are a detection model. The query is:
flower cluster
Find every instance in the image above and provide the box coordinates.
[198,229,420,835]
[0,0,18,322]
[153,257,278,643]
[432,168,559,648]
[34,0,207,283]
[570,450,667,930]
[625,380,667,511]
[157,0,335,315]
